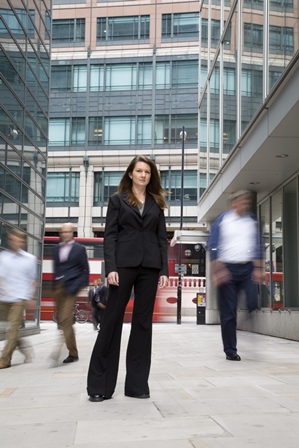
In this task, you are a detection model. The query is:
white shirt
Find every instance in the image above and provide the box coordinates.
[59,240,74,262]
[0,249,37,303]
[218,210,257,263]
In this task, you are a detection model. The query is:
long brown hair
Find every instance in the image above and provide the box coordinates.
[117,156,168,210]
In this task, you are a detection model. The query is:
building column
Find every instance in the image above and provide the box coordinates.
[205,251,220,324]
[77,163,93,237]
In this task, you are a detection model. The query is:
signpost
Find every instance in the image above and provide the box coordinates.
[177,126,186,325]
[175,264,186,275]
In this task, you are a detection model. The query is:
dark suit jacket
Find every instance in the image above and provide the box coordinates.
[92,285,109,309]
[53,241,90,295]
[104,192,168,277]
[88,286,96,304]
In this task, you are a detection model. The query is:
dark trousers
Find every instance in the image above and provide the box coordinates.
[92,307,105,328]
[87,266,159,398]
[218,262,257,356]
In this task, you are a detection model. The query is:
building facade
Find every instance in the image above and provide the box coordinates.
[198,0,299,340]
[48,0,206,238]
[0,0,51,333]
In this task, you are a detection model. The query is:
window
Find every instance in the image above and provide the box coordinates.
[0,50,24,86]
[73,65,87,92]
[155,114,198,144]
[50,66,72,92]
[97,16,150,42]
[270,0,293,8]
[244,23,263,50]
[200,66,219,93]
[162,13,199,39]
[71,117,85,145]
[242,69,251,97]
[46,172,80,203]
[103,116,151,145]
[104,117,135,145]
[224,67,235,95]
[161,170,197,202]
[0,165,30,203]
[201,19,221,46]
[90,62,152,91]
[52,18,85,44]
[223,120,236,154]
[49,118,70,146]
[241,68,263,97]
[94,171,122,203]
[199,172,215,197]
[209,119,219,150]
[243,0,264,8]
[137,116,151,144]
[106,64,137,90]
[245,0,294,9]
[172,60,198,88]
[269,69,284,91]
[269,26,294,54]
[156,60,198,89]
[0,8,35,38]
[199,119,219,151]
[156,62,170,89]
[138,62,152,89]
[90,65,104,91]
[49,118,86,146]
[88,117,103,145]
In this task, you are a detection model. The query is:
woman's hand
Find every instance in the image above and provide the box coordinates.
[159,275,168,288]
[107,271,119,286]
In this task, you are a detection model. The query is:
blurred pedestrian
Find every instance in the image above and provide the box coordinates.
[51,223,89,364]
[91,278,108,330]
[208,190,264,361]
[88,279,99,307]
[0,228,37,369]
[87,155,168,402]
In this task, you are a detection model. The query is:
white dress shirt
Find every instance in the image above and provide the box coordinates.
[0,249,37,303]
[218,210,257,263]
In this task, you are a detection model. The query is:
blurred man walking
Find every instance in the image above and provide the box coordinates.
[0,228,37,369]
[208,191,264,361]
[51,223,89,364]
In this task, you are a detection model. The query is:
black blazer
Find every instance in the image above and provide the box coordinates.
[88,286,96,304]
[104,192,168,277]
[53,241,90,295]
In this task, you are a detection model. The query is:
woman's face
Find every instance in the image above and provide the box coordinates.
[130,161,151,189]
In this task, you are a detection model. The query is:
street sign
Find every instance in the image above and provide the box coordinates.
[175,264,186,274]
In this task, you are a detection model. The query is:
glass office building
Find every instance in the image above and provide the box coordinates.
[47,0,202,236]
[199,0,299,340]
[0,0,51,333]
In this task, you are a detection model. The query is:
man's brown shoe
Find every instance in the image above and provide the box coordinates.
[0,361,11,369]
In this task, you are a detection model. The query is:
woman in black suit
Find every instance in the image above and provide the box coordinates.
[87,155,168,402]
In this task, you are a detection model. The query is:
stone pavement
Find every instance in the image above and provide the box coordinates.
[1,321,299,448]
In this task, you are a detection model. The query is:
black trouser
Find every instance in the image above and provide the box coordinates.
[218,262,258,356]
[87,266,159,398]
[92,307,104,328]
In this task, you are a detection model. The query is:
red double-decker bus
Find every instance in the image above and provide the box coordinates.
[41,237,205,323]
[41,237,104,321]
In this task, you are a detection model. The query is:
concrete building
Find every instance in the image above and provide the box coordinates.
[47,0,205,238]
[0,0,51,335]
[198,0,299,340]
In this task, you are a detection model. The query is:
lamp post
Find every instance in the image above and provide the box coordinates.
[177,127,186,325]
